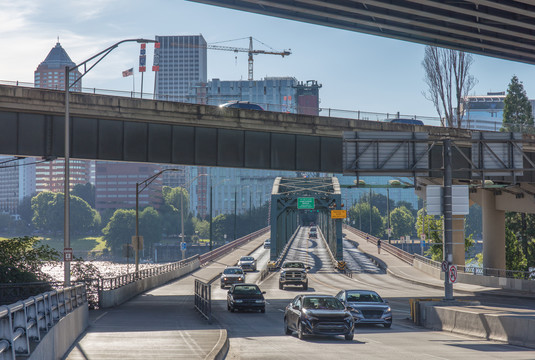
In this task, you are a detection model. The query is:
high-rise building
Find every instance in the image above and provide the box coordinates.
[34,41,81,91]
[0,157,36,214]
[35,159,90,193]
[94,162,163,211]
[187,77,321,115]
[154,35,207,103]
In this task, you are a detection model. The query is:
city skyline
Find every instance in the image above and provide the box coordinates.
[1,0,535,118]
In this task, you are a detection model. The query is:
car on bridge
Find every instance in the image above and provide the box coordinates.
[284,294,354,340]
[263,239,270,249]
[227,283,266,313]
[335,289,392,328]
[220,266,246,288]
[387,118,424,125]
[237,256,257,272]
[279,261,311,290]
[219,101,264,111]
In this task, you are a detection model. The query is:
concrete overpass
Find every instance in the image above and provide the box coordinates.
[2,84,535,270]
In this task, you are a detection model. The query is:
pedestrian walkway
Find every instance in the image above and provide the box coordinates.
[65,235,268,360]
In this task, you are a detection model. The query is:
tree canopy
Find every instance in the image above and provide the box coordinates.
[502,75,534,132]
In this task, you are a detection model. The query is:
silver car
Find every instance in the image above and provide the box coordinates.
[237,256,257,272]
[335,289,392,328]
[220,266,246,289]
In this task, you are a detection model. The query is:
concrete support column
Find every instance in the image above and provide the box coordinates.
[482,190,506,270]
[452,215,465,266]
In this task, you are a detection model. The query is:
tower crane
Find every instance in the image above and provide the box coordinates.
[190,37,291,81]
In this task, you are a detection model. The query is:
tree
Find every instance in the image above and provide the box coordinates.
[102,209,135,253]
[505,229,527,273]
[348,202,383,237]
[0,236,60,283]
[465,204,482,239]
[358,191,393,217]
[193,217,210,239]
[502,75,534,132]
[18,195,35,229]
[422,46,477,127]
[72,183,96,208]
[389,206,415,239]
[416,209,443,261]
[139,206,162,249]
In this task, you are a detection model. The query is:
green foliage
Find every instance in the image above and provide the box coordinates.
[389,206,415,238]
[0,236,60,283]
[465,204,482,239]
[416,209,443,261]
[160,186,193,237]
[348,202,383,237]
[502,75,534,132]
[139,206,162,248]
[358,191,394,217]
[72,183,96,208]
[102,209,136,252]
[505,228,527,272]
[193,217,210,239]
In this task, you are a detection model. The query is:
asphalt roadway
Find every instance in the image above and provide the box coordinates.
[65,227,535,359]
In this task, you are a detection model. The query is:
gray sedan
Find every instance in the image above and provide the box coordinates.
[335,289,392,328]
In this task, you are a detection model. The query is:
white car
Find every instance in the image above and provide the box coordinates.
[264,240,271,249]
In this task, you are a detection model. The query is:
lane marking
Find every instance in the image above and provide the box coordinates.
[93,311,108,324]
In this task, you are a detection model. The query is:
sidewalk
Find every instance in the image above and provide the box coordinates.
[65,234,268,360]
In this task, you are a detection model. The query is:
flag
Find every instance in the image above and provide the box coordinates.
[122,68,133,77]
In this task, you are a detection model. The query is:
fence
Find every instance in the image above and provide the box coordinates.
[344,225,415,265]
[0,284,86,360]
[194,279,212,323]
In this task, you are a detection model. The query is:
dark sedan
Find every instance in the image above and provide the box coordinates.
[335,289,392,328]
[284,295,354,340]
[227,284,266,313]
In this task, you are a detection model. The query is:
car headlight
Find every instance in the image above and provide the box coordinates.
[222,277,228,281]
[235,299,243,303]
[385,307,391,313]
[255,299,265,303]
[238,277,243,281]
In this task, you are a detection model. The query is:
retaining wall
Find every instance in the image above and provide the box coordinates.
[28,303,88,360]
[99,259,200,308]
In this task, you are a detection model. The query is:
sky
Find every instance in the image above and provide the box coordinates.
[2,0,535,118]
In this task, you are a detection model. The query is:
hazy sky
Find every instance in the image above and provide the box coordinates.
[2,0,535,117]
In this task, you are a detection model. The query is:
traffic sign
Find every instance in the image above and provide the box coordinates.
[330,210,347,219]
[441,260,448,272]
[448,265,458,283]
[180,242,187,251]
[64,248,73,262]
[297,197,315,209]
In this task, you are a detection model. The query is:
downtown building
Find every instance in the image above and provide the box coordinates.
[0,157,36,214]
[34,41,91,194]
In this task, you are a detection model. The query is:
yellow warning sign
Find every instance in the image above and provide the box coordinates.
[330,210,347,219]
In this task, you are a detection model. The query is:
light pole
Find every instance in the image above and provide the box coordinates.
[180,174,207,259]
[64,38,156,286]
[209,178,229,251]
[136,168,181,272]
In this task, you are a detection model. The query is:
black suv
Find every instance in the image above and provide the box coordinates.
[279,261,310,290]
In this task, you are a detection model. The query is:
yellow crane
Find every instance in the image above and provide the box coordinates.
[188,36,291,81]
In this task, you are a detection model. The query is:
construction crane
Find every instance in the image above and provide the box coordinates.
[184,37,291,81]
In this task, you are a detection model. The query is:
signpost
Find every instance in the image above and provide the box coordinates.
[297,197,315,209]
[181,241,187,260]
[64,248,73,262]
[441,260,448,272]
[448,265,458,283]
[330,210,347,219]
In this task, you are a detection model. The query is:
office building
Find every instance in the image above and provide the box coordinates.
[94,162,163,211]
[462,92,505,131]
[154,35,207,103]
[36,159,90,193]
[0,157,36,213]
[34,41,81,91]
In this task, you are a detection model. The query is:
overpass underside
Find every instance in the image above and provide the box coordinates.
[270,177,342,261]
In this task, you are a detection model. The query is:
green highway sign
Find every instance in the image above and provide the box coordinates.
[297,197,315,209]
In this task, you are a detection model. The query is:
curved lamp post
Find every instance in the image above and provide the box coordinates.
[64,38,156,286]
[135,168,181,272]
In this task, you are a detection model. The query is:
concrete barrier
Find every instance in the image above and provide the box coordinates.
[29,302,88,360]
[99,259,200,308]
[418,300,535,349]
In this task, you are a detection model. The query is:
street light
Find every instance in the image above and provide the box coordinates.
[64,38,156,286]
[180,174,207,259]
[135,168,181,272]
[209,178,229,251]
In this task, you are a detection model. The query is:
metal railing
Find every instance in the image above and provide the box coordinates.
[0,284,86,359]
[2,79,528,133]
[344,225,415,265]
[194,279,211,323]
[413,254,535,280]
[99,255,199,291]
[199,227,269,265]
[317,227,352,277]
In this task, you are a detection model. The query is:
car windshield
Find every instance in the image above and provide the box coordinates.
[240,257,254,261]
[283,262,305,269]
[346,291,383,303]
[303,297,344,310]
[233,285,261,295]
[224,268,243,275]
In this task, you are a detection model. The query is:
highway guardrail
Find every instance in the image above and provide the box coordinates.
[194,279,212,323]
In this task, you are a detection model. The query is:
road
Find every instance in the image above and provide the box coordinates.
[212,226,534,359]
